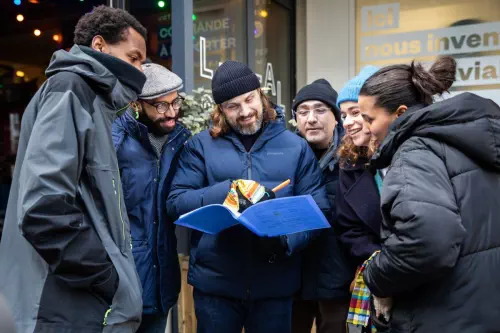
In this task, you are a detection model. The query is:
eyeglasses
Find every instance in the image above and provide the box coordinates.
[295,107,330,118]
[142,96,185,114]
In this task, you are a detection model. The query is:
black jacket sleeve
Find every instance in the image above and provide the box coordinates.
[18,91,115,291]
[364,142,466,297]
[334,170,381,266]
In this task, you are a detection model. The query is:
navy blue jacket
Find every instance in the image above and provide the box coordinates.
[112,112,190,315]
[335,161,382,268]
[166,120,330,300]
[300,125,355,300]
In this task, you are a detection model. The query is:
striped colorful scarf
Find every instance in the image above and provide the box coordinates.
[347,251,380,331]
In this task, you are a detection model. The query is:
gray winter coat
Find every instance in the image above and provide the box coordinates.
[364,93,500,333]
[0,45,146,333]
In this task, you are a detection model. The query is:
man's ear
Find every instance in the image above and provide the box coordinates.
[91,35,108,53]
[395,105,407,118]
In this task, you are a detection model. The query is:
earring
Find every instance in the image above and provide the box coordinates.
[131,102,141,119]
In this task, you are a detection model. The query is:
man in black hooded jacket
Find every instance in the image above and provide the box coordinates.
[0,6,148,333]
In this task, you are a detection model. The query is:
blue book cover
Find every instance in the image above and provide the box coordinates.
[174,195,330,236]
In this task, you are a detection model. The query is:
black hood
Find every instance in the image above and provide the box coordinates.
[45,45,146,109]
[372,93,500,171]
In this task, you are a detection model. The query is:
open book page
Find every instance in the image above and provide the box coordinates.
[176,204,241,234]
[238,195,330,237]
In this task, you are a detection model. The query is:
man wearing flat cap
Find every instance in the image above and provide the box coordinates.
[166,61,330,333]
[113,63,190,333]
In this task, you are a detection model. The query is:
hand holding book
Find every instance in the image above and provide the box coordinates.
[175,179,329,237]
[222,179,281,214]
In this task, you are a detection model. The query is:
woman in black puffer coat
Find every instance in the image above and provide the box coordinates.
[358,56,500,333]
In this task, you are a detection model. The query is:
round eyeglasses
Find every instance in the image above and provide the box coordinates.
[142,96,185,114]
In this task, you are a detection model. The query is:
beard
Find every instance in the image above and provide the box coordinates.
[227,110,264,135]
[140,113,178,136]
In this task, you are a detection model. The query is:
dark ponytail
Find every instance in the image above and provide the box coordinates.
[360,56,457,114]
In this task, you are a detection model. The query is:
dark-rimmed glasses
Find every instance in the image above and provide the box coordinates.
[142,95,185,114]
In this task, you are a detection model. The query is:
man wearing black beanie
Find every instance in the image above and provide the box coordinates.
[291,79,354,333]
[167,61,330,333]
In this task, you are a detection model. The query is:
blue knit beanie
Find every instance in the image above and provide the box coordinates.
[336,66,379,108]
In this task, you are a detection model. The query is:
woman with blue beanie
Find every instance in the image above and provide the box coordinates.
[334,66,388,332]
[335,65,381,267]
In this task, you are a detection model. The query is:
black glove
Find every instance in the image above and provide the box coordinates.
[235,185,275,213]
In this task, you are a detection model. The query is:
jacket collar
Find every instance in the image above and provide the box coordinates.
[45,45,146,113]
[370,103,426,169]
[318,123,344,172]
[223,120,286,153]
[79,45,145,95]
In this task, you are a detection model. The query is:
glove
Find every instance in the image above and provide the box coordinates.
[223,179,275,213]
[223,180,280,260]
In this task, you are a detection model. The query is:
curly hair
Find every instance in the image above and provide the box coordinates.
[209,89,276,138]
[74,5,147,46]
[337,135,377,168]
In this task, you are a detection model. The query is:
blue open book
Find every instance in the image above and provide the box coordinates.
[174,195,330,237]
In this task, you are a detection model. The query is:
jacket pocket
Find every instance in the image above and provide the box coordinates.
[86,165,130,253]
[92,265,119,304]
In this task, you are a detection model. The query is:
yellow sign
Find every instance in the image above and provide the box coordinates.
[356,0,500,101]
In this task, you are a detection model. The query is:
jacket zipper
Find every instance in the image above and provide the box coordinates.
[246,151,252,298]
[103,307,112,326]
[166,127,184,145]
[112,177,127,249]
[247,153,252,179]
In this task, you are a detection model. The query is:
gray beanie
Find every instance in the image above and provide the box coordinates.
[139,63,183,100]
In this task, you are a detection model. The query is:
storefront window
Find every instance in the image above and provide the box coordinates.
[254,0,294,122]
[192,0,294,121]
[130,1,172,69]
[193,0,248,89]
[0,0,106,215]
[356,0,500,104]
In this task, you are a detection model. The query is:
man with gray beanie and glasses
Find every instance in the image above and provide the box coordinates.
[113,63,190,333]
[166,60,330,333]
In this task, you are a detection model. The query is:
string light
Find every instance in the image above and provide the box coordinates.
[259,9,268,18]
[16,14,24,22]
[34,29,41,36]
[53,34,61,42]
[16,71,25,78]
[157,1,165,8]
[14,0,21,6]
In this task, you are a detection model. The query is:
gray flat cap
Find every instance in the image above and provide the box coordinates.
[139,63,183,100]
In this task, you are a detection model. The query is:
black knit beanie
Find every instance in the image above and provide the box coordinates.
[292,79,341,121]
[212,61,261,105]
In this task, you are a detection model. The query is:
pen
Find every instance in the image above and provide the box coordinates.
[272,179,291,193]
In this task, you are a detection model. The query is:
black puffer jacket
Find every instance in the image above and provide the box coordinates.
[364,93,500,333]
